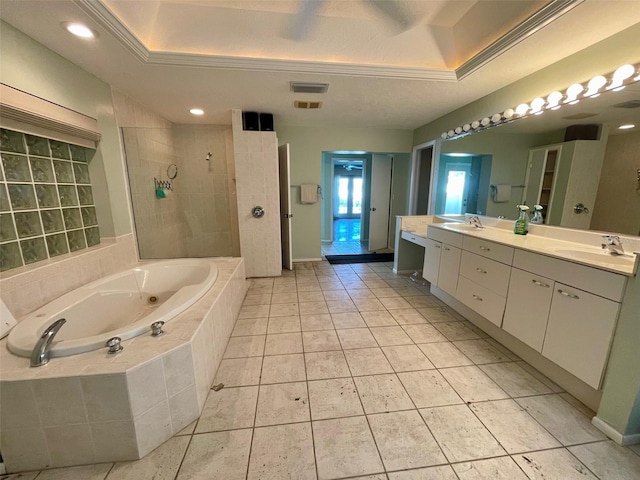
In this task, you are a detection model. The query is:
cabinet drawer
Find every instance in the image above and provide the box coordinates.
[428,227,463,248]
[542,283,620,389]
[503,268,554,352]
[513,250,626,302]
[402,230,427,247]
[460,251,511,296]
[463,236,514,265]
[456,275,506,327]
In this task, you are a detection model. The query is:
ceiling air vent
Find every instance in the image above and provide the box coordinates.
[294,101,323,109]
[612,99,640,109]
[290,82,329,94]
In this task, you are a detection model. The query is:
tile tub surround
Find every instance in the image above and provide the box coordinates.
[0,258,247,473]
[7,260,640,479]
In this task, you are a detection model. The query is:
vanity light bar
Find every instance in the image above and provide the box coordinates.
[441,62,640,141]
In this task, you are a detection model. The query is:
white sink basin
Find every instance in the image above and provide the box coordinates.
[554,249,635,266]
[441,223,486,232]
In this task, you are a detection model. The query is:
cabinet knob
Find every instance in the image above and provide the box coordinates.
[479,246,491,251]
[558,289,579,300]
[531,279,550,288]
[475,268,487,274]
[434,244,441,249]
[472,294,483,302]
[443,246,451,251]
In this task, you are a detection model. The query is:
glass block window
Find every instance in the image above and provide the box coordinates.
[0,128,99,272]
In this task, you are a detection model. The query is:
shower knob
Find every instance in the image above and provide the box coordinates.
[151,321,165,337]
[106,337,123,354]
[252,206,265,218]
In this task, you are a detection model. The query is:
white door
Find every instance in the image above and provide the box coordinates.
[368,154,393,252]
[278,144,293,270]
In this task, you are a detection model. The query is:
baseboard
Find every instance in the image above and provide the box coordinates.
[592,417,640,446]
[293,258,323,262]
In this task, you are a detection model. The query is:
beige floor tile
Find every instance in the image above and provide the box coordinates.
[255,382,310,426]
[313,416,384,479]
[349,475,388,480]
[264,332,304,355]
[558,393,596,418]
[379,297,413,310]
[371,287,401,298]
[196,386,258,433]
[267,315,301,334]
[320,281,345,291]
[308,377,364,420]
[364,279,390,289]
[361,310,399,327]
[269,302,299,317]
[242,293,272,306]
[402,324,447,344]
[331,311,367,329]
[393,286,424,296]
[248,284,273,295]
[300,313,334,331]
[420,404,506,462]
[470,399,561,454]
[353,297,387,312]
[348,288,377,300]
[223,335,265,358]
[260,354,306,384]
[484,338,520,360]
[382,345,435,372]
[453,456,529,480]
[176,429,252,480]
[248,423,316,480]
[323,289,351,301]
[238,304,271,319]
[305,351,351,380]
[232,318,268,337]
[344,347,394,376]
[418,342,474,368]
[439,366,509,402]
[299,301,329,315]
[105,436,189,480]
[368,410,446,471]
[37,464,112,480]
[214,357,262,387]
[513,448,598,479]
[369,326,413,346]
[337,327,379,349]
[327,299,358,313]
[453,339,512,364]
[433,322,481,341]
[175,421,196,436]
[296,283,322,292]
[272,283,297,294]
[387,465,458,479]
[405,296,440,308]
[516,361,564,393]
[354,374,414,414]
[271,292,298,304]
[397,370,463,408]
[297,291,325,303]
[302,330,341,352]
[479,362,552,397]
[389,309,428,325]
[516,394,606,445]
[629,443,640,457]
[417,307,457,323]
[342,280,368,290]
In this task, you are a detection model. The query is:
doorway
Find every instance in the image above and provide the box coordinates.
[434,153,492,216]
[409,141,436,215]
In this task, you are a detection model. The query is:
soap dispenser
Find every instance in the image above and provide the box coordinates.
[514,205,530,235]
[530,205,544,225]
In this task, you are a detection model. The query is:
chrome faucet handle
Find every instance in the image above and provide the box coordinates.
[601,235,624,255]
[30,318,66,367]
[106,337,123,354]
[151,321,165,337]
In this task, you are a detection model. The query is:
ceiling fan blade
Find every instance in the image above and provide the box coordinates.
[366,0,414,32]
[288,0,326,41]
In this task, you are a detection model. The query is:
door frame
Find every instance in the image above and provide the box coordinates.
[409,140,440,215]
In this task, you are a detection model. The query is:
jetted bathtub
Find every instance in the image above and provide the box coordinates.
[8,258,218,358]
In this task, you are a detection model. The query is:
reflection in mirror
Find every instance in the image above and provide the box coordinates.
[434,82,640,236]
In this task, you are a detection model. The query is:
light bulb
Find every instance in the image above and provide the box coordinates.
[546,91,563,110]
[462,124,471,132]
[471,120,480,129]
[565,83,583,104]
[454,126,463,134]
[480,117,490,126]
[441,132,448,139]
[530,97,545,115]
[447,130,455,137]
[503,108,515,119]
[515,103,529,116]
[491,113,502,123]
[190,108,204,115]
[62,22,97,38]
[607,64,635,91]
[585,75,607,97]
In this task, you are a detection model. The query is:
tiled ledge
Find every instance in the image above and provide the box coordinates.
[0,257,247,473]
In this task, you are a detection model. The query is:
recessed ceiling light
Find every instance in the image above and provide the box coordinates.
[190,108,204,115]
[619,124,635,129]
[62,22,98,39]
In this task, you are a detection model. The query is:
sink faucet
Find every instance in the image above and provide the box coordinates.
[30,318,66,367]
[469,216,484,229]
[601,235,624,256]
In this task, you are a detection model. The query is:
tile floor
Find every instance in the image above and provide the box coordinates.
[322,219,369,256]
[6,261,640,480]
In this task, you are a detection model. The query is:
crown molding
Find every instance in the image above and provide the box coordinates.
[455,0,585,80]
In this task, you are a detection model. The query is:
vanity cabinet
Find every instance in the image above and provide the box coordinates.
[422,238,441,284]
[439,244,462,296]
[503,268,554,351]
[423,229,462,296]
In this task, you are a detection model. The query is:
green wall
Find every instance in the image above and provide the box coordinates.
[0,21,131,237]
[276,126,413,259]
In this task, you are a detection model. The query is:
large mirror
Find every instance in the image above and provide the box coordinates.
[435,80,640,236]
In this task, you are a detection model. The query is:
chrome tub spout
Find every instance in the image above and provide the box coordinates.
[30,318,66,367]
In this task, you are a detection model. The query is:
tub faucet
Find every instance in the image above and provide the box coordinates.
[30,318,66,367]
[601,235,624,255]
[469,216,483,229]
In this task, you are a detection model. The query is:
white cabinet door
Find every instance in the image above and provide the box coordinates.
[422,238,441,284]
[438,244,461,296]
[503,268,554,352]
[456,276,507,327]
[542,283,620,389]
